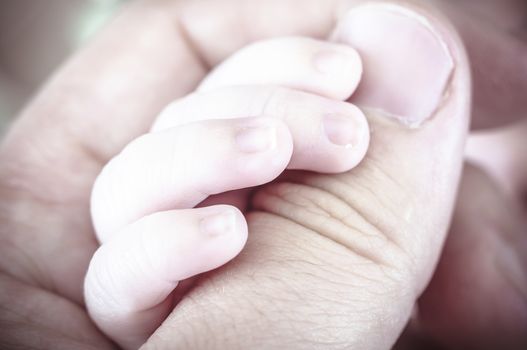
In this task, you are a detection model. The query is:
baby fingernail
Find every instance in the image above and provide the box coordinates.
[334,3,454,126]
[323,114,360,148]
[201,211,236,237]
[313,48,360,76]
[236,124,277,153]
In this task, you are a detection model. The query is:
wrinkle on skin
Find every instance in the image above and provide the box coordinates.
[146,212,415,350]
[252,180,408,269]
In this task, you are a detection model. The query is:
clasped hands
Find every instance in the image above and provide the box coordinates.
[0,1,525,349]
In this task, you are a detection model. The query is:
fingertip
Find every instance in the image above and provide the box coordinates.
[135,206,248,278]
[287,103,370,174]
[321,105,370,173]
[332,2,469,128]
[312,43,363,100]
[235,116,294,180]
[198,37,363,100]
[197,205,249,264]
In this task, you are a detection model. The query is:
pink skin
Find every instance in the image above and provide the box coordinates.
[0,1,524,349]
[143,3,472,348]
[85,37,369,350]
[88,2,527,349]
[86,2,471,348]
[85,206,249,348]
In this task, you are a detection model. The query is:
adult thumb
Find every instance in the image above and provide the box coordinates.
[143,2,471,349]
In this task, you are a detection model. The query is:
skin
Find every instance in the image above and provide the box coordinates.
[142,3,472,348]
[0,0,525,349]
[86,37,370,349]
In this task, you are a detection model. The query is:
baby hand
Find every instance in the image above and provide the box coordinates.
[84,37,369,349]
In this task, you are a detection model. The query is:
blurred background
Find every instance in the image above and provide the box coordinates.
[0,0,128,134]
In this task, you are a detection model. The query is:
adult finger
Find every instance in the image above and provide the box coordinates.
[331,1,455,126]
[85,205,247,350]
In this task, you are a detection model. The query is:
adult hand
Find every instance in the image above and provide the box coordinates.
[0,1,521,349]
[141,1,527,347]
[141,1,471,348]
